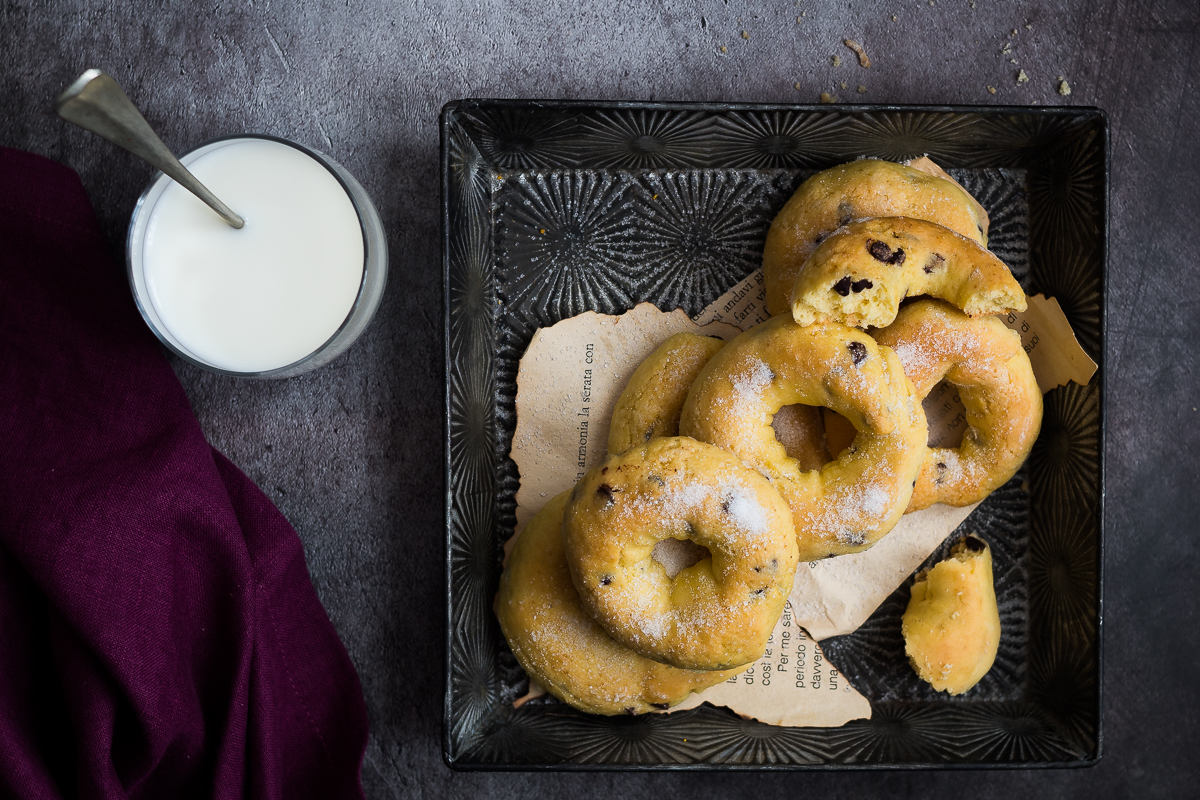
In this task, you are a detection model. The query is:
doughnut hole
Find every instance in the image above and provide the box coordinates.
[921,379,967,449]
[768,404,861,469]
[651,538,712,579]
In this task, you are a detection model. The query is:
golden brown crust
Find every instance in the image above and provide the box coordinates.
[763,159,989,315]
[789,217,1026,329]
[496,492,741,715]
[679,315,927,561]
[608,333,726,455]
[901,535,1001,695]
[871,299,1042,511]
[564,437,798,671]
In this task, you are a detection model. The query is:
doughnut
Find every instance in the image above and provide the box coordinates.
[564,437,799,671]
[608,333,831,468]
[679,314,927,561]
[497,492,741,715]
[902,535,1001,695]
[607,332,726,455]
[872,299,1042,511]
[763,159,989,315]
[789,216,1026,329]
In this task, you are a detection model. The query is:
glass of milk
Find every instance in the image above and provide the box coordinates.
[126,134,387,378]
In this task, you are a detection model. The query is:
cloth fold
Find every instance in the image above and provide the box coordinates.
[0,147,368,800]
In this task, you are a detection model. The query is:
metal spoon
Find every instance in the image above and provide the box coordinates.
[54,69,245,229]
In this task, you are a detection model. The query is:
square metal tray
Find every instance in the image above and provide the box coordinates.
[442,100,1106,769]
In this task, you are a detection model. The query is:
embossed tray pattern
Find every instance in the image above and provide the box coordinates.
[443,101,1106,769]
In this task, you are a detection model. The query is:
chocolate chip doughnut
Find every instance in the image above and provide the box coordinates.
[679,315,927,561]
[871,298,1042,511]
[792,215,1027,328]
[763,159,989,315]
[564,437,799,671]
[902,535,1001,695]
[497,492,741,715]
[789,217,1026,329]
[608,333,726,455]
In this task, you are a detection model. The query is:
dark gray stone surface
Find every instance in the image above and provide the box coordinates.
[2,0,1197,796]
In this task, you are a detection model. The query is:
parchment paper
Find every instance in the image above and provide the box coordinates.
[507,268,1095,728]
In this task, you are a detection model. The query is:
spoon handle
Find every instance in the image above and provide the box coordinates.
[55,69,245,229]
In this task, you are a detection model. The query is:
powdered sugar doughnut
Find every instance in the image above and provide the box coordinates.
[789,217,1026,329]
[872,299,1042,511]
[497,492,741,715]
[607,333,726,455]
[564,437,798,671]
[679,314,927,561]
[763,159,989,315]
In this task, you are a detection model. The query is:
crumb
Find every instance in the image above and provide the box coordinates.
[1010,58,1018,64]
[1058,79,1071,95]
[1017,69,1028,82]
[844,39,871,67]
[839,81,848,89]
[819,92,838,103]
[857,84,867,93]
[1001,42,1011,53]
[892,15,898,21]
[797,16,803,22]
[1025,23,1032,29]
[719,45,727,52]
[928,1,934,5]
[794,82,803,90]
[741,30,750,39]
[1011,28,1018,35]
[987,85,996,94]
[832,54,842,66]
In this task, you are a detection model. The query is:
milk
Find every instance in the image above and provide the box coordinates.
[139,138,365,373]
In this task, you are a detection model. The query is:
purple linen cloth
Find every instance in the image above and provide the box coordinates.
[0,147,369,799]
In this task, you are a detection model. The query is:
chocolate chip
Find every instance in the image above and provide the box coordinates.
[923,253,946,274]
[752,588,765,596]
[963,535,987,552]
[867,239,906,265]
[597,484,616,506]
[651,702,670,710]
[624,707,637,715]
[600,575,613,586]
[753,565,762,572]
[837,200,854,227]
[721,497,731,513]
[647,474,665,486]
[851,278,873,293]
[832,276,853,296]
[848,341,868,365]
[867,239,892,261]
[935,462,947,484]
[644,426,655,441]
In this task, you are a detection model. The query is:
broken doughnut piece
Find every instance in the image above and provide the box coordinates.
[789,216,1026,329]
[901,535,1001,695]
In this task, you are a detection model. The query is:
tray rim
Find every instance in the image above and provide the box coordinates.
[441,99,1109,771]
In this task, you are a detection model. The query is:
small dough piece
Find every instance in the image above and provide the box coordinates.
[902,535,1001,695]
[496,492,741,715]
[763,159,989,314]
[872,299,1042,511]
[564,437,799,671]
[608,333,726,455]
[790,217,1026,329]
[679,315,927,561]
